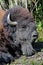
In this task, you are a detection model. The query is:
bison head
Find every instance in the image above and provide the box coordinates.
[3,6,38,56]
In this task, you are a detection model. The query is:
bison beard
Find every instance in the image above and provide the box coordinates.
[0,6,38,65]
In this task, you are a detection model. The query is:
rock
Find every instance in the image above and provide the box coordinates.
[37,57,42,61]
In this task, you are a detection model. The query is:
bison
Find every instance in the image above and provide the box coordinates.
[0,6,38,65]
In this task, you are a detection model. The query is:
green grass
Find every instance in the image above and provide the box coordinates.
[29,61,43,65]
[36,29,43,42]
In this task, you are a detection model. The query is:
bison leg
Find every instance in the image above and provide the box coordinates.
[0,52,14,64]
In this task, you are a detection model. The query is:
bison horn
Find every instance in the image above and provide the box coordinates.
[7,13,17,25]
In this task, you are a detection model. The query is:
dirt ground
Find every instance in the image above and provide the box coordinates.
[7,42,43,65]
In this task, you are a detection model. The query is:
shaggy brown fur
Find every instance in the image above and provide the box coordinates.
[0,9,5,31]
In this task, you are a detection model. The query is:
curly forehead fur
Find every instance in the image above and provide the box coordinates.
[10,6,33,21]
[3,6,34,25]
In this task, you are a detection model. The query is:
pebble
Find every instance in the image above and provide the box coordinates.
[37,57,42,61]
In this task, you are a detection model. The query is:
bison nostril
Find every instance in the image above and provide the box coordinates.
[33,34,38,37]
[33,33,38,37]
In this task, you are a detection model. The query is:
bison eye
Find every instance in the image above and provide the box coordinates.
[8,36,13,41]
[22,25,27,29]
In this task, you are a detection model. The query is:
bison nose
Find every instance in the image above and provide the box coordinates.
[32,31,38,38]
[33,33,38,37]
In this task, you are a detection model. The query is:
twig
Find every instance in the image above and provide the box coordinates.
[0,2,7,11]
[31,0,39,12]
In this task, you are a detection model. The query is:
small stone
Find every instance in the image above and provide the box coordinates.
[37,57,42,61]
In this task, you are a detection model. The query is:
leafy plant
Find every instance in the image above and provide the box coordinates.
[30,61,43,65]
[30,61,38,65]
[37,21,42,31]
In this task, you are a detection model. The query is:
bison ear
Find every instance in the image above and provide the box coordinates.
[7,13,18,25]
